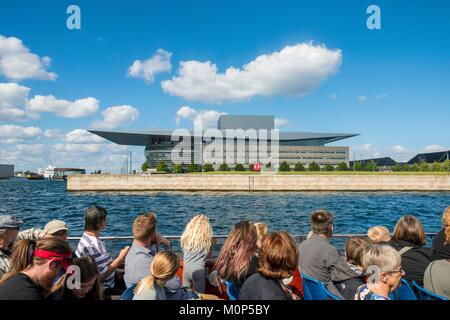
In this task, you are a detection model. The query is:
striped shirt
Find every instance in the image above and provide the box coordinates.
[75,233,114,289]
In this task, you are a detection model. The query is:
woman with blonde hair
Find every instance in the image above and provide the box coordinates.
[388,215,433,284]
[133,251,180,300]
[254,222,268,252]
[432,206,450,260]
[180,214,213,293]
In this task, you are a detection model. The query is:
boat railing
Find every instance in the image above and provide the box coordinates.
[68,233,438,242]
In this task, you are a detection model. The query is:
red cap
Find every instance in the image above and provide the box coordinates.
[34,249,72,270]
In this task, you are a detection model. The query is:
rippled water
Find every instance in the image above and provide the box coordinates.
[1,179,449,253]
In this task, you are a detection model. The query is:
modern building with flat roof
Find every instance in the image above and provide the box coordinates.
[0,164,14,179]
[90,115,358,170]
[407,150,450,164]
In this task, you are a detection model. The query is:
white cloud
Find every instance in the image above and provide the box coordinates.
[127,49,172,82]
[26,95,99,118]
[357,95,367,102]
[422,144,447,153]
[43,129,61,139]
[175,106,198,124]
[175,106,227,128]
[351,143,381,160]
[0,82,36,121]
[0,83,101,120]
[162,42,342,103]
[0,124,42,143]
[0,35,57,81]
[274,118,289,128]
[53,143,102,153]
[390,145,409,153]
[65,129,105,143]
[91,105,139,130]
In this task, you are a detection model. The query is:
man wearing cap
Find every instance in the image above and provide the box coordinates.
[0,215,23,277]
[17,220,69,241]
[0,217,69,277]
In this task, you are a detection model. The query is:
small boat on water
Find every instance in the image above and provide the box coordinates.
[26,174,45,180]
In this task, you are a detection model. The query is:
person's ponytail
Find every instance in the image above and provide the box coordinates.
[0,239,36,285]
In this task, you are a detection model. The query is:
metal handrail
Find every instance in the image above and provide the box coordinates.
[67,233,438,241]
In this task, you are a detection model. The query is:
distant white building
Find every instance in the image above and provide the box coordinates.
[38,165,85,179]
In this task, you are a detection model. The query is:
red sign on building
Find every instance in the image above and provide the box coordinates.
[253,163,261,171]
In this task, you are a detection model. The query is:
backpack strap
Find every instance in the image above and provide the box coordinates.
[398,246,413,256]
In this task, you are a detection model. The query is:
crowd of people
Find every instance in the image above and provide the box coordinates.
[0,205,449,300]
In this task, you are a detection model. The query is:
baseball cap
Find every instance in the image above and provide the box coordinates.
[0,215,23,229]
[44,220,68,235]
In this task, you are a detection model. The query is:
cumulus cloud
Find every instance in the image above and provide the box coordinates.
[0,82,100,120]
[390,145,409,153]
[0,124,42,144]
[0,35,57,81]
[0,82,36,121]
[65,129,105,143]
[43,129,61,139]
[175,106,227,128]
[422,144,448,153]
[274,118,289,128]
[91,105,139,130]
[27,95,99,118]
[162,42,342,103]
[127,49,172,82]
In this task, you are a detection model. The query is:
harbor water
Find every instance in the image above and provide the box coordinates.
[1,178,449,254]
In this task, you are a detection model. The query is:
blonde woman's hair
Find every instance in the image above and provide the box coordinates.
[367,226,391,244]
[134,251,179,296]
[254,222,268,249]
[180,214,213,253]
[361,244,401,274]
[443,206,450,244]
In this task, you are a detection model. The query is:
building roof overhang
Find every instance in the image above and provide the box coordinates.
[88,129,359,146]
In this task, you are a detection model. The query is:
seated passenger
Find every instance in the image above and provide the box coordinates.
[432,206,450,260]
[388,215,433,284]
[124,213,191,299]
[133,251,179,300]
[355,244,403,300]
[181,214,213,293]
[239,231,298,300]
[298,210,359,298]
[214,221,259,291]
[423,258,450,299]
[50,256,103,300]
[75,206,129,294]
[0,238,72,300]
[335,236,372,300]
[0,239,36,286]
[0,215,23,277]
[17,220,69,241]
[367,226,391,244]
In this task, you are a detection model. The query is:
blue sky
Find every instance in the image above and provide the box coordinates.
[0,0,449,171]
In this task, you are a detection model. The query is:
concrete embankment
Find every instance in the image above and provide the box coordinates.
[67,174,450,192]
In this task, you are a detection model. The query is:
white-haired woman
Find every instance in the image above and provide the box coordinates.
[355,244,404,300]
[180,214,213,293]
